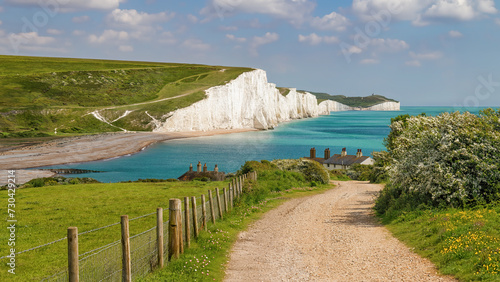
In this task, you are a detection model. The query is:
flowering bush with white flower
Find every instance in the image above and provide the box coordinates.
[379,109,500,211]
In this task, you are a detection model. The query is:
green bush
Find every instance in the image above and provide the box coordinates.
[271,159,329,184]
[377,109,500,216]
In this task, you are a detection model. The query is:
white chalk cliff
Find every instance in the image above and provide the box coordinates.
[153,69,396,132]
[363,101,400,111]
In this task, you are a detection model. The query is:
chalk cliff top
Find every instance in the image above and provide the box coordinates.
[305,92,399,108]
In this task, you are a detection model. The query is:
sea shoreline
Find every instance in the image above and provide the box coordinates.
[0,129,257,184]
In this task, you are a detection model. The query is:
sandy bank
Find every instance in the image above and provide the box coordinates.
[0,128,257,172]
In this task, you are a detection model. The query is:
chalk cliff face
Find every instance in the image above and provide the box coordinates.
[363,101,400,111]
[153,69,398,132]
[318,100,354,114]
[154,69,347,132]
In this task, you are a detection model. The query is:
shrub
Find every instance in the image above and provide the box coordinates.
[377,109,500,214]
[272,159,329,184]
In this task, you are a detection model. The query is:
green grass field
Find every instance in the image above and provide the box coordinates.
[382,204,500,281]
[0,55,252,137]
[0,180,232,281]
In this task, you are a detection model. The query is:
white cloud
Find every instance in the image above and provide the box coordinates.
[425,1,477,21]
[226,34,247,43]
[5,0,121,12]
[181,38,210,51]
[72,30,86,36]
[47,29,63,35]
[88,29,129,44]
[347,45,363,54]
[360,58,380,64]
[370,38,409,52]
[298,33,339,45]
[405,60,421,67]
[250,32,279,56]
[72,16,90,23]
[2,32,67,53]
[187,14,199,24]
[449,30,463,37]
[119,45,133,52]
[9,32,55,45]
[410,51,443,60]
[201,0,316,25]
[310,11,350,31]
[406,50,442,66]
[107,9,175,28]
[352,0,498,25]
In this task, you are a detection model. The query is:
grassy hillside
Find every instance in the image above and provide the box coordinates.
[306,91,398,108]
[0,180,228,281]
[0,55,252,137]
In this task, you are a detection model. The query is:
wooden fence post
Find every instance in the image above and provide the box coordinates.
[215,188,223,220]
[239,176,243,194]
[191,197,199,238]
[208,190,216,224]
[223,187,228,213]
[157,207,164,269]
[229,183,233,208]
[68,227,79,282]
[201,194,207,231]
[121,215,131,282]
[184,197,190,249]
[168,199,181,261]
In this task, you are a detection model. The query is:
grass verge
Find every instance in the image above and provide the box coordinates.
[380,204,500,281]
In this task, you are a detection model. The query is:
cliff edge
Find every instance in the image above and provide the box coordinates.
[154,69,349,132]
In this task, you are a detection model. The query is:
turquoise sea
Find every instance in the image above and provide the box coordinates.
[41,106,487,182]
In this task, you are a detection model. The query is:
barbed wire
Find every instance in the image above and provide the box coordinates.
[79,239,121,260]
[0,236,67,259]
[130,211,156,221]
[78,221,121,236]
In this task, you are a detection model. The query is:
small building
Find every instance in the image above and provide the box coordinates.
[177,162,226,181]
[305,147,374,170]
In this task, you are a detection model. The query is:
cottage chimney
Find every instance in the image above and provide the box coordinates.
[203,163,207,173]
[214,164,218,172]
[197,161,201,173]
[356,149,363,158]
[341,147,347,157]
[324,148,331,160]
[310,147,316,159]
[189,163,193,172]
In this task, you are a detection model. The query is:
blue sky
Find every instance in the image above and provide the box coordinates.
[1,0,500,107]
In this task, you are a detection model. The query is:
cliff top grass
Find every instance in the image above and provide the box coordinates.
[0,55,253,137]
[0,55,252,110]
[306,91,398,108]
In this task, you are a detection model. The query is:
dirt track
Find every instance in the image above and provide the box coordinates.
[225,181,456,281]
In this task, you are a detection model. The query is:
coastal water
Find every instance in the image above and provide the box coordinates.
[42,106,487,182]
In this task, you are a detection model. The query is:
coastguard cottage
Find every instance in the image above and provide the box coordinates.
[305,147,374,170]
[178,161,226,181]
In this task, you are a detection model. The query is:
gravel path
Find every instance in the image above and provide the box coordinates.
[225,181,456,281]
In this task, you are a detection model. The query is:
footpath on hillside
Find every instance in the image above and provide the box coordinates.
[225,181,457,281]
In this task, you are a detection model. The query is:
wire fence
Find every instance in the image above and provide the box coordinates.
[3,172,256,282]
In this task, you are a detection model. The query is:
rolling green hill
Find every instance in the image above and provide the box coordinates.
[306,91,398,108]
[0,55,252,138]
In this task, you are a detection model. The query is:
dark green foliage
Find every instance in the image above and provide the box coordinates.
[271,159,329,184]
[346,164,373,181]
[22,176,100,188]
[307,91,398,107]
